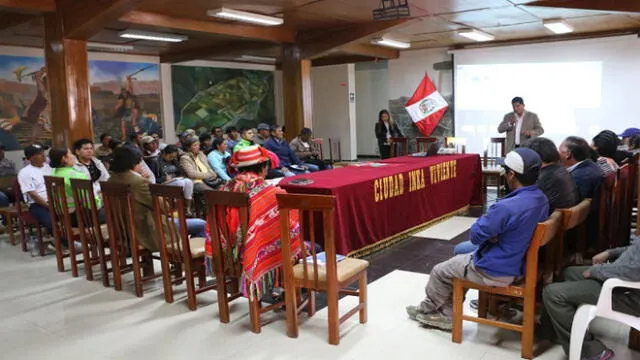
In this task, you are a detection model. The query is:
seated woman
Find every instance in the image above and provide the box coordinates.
[179,137,221,193]
[207,138,232,181]
[158,145,195,216]
[592,130,619,176]
[205,145,303,300]
[108,145,206,252]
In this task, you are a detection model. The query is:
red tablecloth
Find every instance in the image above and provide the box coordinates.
[279,154,482,256]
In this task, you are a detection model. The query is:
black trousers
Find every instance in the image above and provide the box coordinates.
[379,144,391,160]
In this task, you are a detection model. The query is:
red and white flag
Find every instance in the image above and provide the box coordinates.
[404,74,448,136]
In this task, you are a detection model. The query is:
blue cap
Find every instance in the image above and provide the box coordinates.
[497,147,541,175]
[618,128,640,138]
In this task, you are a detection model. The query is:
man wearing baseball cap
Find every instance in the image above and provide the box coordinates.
[618,127,640,145]
[254,123,270,146]
[18,143,53,237]
[407,148,549,330]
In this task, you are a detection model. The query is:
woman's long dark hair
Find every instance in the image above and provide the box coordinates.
[49,147,70,169]
[378,109,391,123]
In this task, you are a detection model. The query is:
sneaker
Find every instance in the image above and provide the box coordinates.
[470,299,479,310]
[406,305,423,320]
[582,348,615,360]
[416,312,453,331]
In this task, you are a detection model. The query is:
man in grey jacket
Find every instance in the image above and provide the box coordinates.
[541,242,640,360]
[498,97,544,152]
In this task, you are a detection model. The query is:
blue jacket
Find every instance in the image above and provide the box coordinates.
[207,150,231,181]
[472,185,549,277]
[264,137,301,167]
[569,160,603,200]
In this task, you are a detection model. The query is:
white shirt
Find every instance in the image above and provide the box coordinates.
[567,160,585,173]
[514,112,525,145]
[18,163,52,205]
[384,121,391,139]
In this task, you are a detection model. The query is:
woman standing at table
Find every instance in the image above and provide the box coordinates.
[375,109,403,159]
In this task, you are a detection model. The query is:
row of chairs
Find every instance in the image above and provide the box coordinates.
[388,137,506,158]
[40,176,367,345]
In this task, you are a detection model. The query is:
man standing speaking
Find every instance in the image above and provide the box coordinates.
[498,97,544,152]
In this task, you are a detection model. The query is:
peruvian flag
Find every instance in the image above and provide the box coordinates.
[404,74,448,136]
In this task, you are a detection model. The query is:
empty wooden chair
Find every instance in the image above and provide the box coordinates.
[205,190,283,332]
[390,137,409,157]
[416,137,437,153]
[277,193,368,345]
[150,184,215,311]
[101,182,160,297]
[312,138,324,161]
[490,137,506,159]
[44,176,82,277]
[70,178,109,284]
[445,137,467,153]
[452,211,563,359]
[557,199,592,270]
[329,137,342,164]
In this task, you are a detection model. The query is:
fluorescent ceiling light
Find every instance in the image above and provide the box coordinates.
[119,30,188,43]
[207,7,283,26]
[237,55,277,63]
[457,29,495,42]
[87,42,134,52]
[543,19,574,34]
[371,37,411,49]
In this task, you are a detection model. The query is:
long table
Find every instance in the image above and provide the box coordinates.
[279,154,483,256]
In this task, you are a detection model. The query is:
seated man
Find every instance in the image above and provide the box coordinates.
[264,125,319,173]
[559,136,603,200]
[233,127,256,153]
[290,128,330,171]
[407,148,549,330]
[254,123,270,146]
[0,142,17,207]
[225,126,240,151]
[541,242,640,360]
[18,144,53,237]
[205,145,303,299]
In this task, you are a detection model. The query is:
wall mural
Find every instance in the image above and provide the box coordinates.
[90,61,162,141]
[171,66,275,134]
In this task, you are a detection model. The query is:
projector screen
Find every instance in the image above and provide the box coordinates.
[453,35,640,154]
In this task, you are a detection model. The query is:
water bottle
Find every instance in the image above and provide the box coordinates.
[30,236,38,257]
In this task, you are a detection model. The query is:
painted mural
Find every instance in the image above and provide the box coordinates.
[171,66,275,134]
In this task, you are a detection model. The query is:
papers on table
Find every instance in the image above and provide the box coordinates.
[301,252,346,266]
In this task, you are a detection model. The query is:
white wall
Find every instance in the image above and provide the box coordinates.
[311,64,357,161]
[355,61,388,156]
[388,48,452,100]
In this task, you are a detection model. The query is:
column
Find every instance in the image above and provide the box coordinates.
[281,44,312,141]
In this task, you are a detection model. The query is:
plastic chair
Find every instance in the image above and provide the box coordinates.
[569,278,640,360]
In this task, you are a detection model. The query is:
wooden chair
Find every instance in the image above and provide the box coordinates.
[44,176,83,277]
[614,164,631,248]
[452,211,563,359]
[101,182,160,297]
[205,190,285,332]
[416,137,437,153]
[597,173,616,252]
[312,138,324,161]
[70,178,109,284]
[620,156,637,245]
[277,193,369,345]
[557,199,592,270]
[329,137,342,164]
[150,184,215,311]
[14,179,45,254]
[390,137,409,157]
[445,137,467,153]
[0,205,19,246]
[490,137,506,158]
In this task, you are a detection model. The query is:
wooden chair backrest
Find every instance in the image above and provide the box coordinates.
[312,138,324,161]
[277,193,337,290]
[149,184,189,262]
[205,190,250,278]
[615,164,631,247]
[329,137,341,163]
[490,137,506,158]
[100,182,135,256]
[416,137,437,153]
[44,176,75,245]
[70,178,105,248]
[559,198,592,231]
[445,137,467,152]
[523,211,562,291]
[598,173,616,251]
[390,137,409,157]
[13,178,29,219]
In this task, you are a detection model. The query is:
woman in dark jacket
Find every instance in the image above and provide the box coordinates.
[374,109,403,159]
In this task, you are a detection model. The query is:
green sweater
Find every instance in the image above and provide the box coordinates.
[51,167,101,211]
[233,138,254,153]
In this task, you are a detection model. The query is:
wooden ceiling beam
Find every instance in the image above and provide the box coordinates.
[120,11,297,43]
[299,19,408,59]
[0,13,36,31]
[0,0,54,12]
[60,0,145,40]
[339,43,399,59]
[312,55,379,67]
[160,41,277,63]
[526,0,640,13]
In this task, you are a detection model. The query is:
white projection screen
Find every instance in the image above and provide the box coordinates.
[453,35,640,154]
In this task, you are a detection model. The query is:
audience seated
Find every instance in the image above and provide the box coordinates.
[211,126,224,142]
[157,145,194,216]
[73,139,110,200]
[265,125,319,173]
[207,138,231,182]
[254,123,270,146]
[407,148,548,330]
[592,131,620,176]
[233,127,256,152]
[179,137,220,192]
[125,135,156,184]
[290,128,330,171]
[0,143,16,207]
[629,134,640,154]
[199,133,213,155]
[18,144,53,236]
[225,127,240,150]
[559,136,603,200]
[541,242,640,360]
[149,132,166,151]
[141,135,162,181]
[94,133,112,163]
[205,145,302,299]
